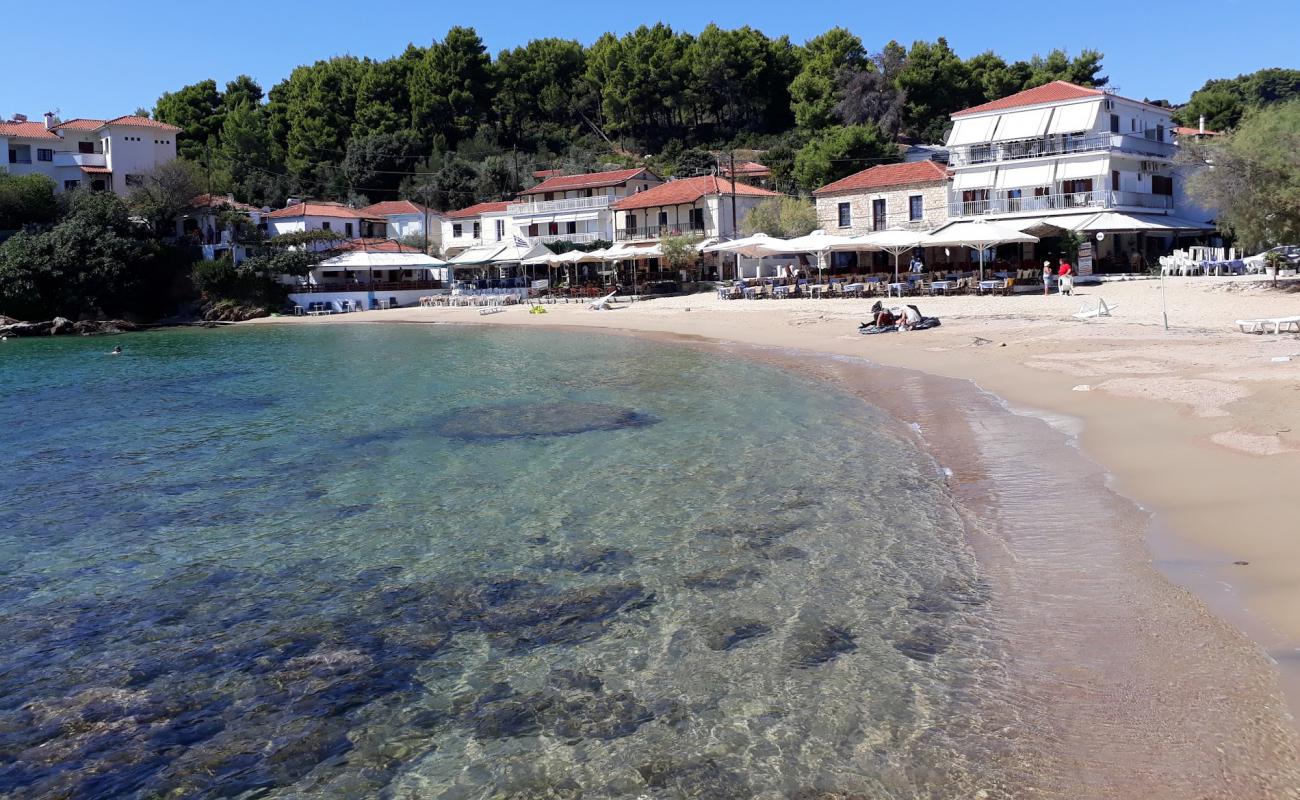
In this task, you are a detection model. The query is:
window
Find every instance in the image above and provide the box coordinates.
[452,223,463,238]
[36,148,54,162]
[1156,124,1164,142]
[1151,175,1174,196]
[908,195,923,221]
[626,214,637,231]
[64,180,81,190]
[321,221,331,231]
[90,179,106,191]
[472,222,481,238]
[1110,114,1120,134]
[124,174,143,187]
[1006,189,1022,212]
[1131,119,1136,132]
[1112,170,1120,191]
[657,211,668,227]
[8,145,31,164]
[79,141,95,154]
[871,198,886,231]
[495,219,505,240]
[544,192,554,201]
[345,222,354,238]
[527,223,539,236]
[566,221,577,234]
[689,207,705,230]
[837,202,851,227]
[547,222,558,236]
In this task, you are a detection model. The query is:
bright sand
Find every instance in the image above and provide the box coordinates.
[250,275,1300,792]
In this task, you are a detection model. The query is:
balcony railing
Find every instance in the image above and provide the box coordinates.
[949,189,1173,218]
[527,232,601,245]
[949,133,1177,167]
[617,223,707,241]
[508,195,613,215]
[295,279,443,293]
[53,152,107,168]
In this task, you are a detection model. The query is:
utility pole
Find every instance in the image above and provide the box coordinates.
[728,148,739,281]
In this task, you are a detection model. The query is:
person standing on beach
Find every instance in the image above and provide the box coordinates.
[1043,261,1052,296]
[1058,258,1074,296]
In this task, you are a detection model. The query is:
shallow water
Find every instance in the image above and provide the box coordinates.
[0,325,1020,798]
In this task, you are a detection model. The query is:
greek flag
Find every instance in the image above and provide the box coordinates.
[513,235,530,248]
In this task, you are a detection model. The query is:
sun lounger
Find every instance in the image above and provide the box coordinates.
[1073,299,1116,320]
[1236,315,1300,334]
[589,290,618,310]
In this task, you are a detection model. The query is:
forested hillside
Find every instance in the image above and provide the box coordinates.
[151,25,1113,209]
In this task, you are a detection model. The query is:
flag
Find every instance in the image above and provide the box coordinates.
[513,235,530,249]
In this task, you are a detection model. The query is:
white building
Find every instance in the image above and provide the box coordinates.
[357,200,446,251]
[609,175,780,243]
[0,113,180,196]
[265,201,383,249]
[440,201,511,256]
[943,81,1213,267]
[507,168,664,246]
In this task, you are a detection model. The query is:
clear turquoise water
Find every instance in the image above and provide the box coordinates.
[0,325,1009,798]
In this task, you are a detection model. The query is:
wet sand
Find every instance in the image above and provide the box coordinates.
[248,276,1300,795]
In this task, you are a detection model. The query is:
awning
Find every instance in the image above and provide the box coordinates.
[80,166,112,174]
[449,245,507,265]
[995,162,1056,189]
[1047,101,1102,134]
[317,251,446,269]
[947,115,998,146]
[953,168,997,190]
[991,108,1052,142]
[1057,156,1108,181]
[1069,212,1216,232]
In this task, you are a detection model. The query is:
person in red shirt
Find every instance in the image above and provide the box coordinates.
[1058,258,1074,296]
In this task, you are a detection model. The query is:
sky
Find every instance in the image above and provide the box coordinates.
[4,0,1296,120]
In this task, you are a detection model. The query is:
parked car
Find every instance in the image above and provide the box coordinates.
[1243,245,1300,272]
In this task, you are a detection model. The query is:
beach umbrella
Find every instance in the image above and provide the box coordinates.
[703,233,792,280]
[756,230,860,280]
[923,220,1039,281]
[855,230,930,282]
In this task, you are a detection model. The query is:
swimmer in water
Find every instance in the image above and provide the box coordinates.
[111,345,122,355]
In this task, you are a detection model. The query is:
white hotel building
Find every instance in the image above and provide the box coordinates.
[0,113,180,196]
[943,81,1213,263]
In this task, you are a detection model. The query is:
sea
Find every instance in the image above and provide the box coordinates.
[0,324,1025,798]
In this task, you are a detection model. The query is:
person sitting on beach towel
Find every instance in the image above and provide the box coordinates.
[898,304,923,331]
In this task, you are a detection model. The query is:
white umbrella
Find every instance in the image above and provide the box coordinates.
[756,230,861,280]
[855,229,930,282]
[703,233,792,280]
[923,220,1039,281]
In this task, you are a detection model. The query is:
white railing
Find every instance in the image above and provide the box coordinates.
[527,232,601,245]
[52,152,107,168]
[948,133,1177,167]
[507,195,613,215]
[949,189,1173,218]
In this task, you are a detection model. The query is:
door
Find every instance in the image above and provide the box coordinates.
[871,199,886,231]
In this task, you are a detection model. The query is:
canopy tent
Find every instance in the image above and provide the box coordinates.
[855,230,931,282]
[1066,212,1216,233]
[924,220,1039,280]
[755,230,862,279]
[702,233,791,257]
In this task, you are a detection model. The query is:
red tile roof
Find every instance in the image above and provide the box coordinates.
[722,160,771,177]
[952,81,1104,118]
[813,160,950,196]
[1174,125,1220,137]
[0,120,60,140]
[446,201,510,219]
[51,118,107,131]
[611,176,780,211]
[266,202,372,220]
[103,115,182,132]
[523,168,651,195]
[80,166,112,174]
[359,200,442,217]
[332,238,426,253]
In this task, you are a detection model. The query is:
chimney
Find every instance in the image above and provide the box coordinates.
[1199,115,1205,134]
[12,113,26,123]
[44,112,56,130]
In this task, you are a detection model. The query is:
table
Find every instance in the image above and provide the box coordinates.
[773,285,792,299]
[929,281,952,295]
[978,280,1007,296]
[842,283,865,298]
[377,299,391,310]
[810,284,829,299]
[887,282,908,297]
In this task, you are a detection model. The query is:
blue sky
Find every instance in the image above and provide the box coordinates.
[5,0,1294,119]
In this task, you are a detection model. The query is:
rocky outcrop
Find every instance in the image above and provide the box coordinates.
[0,317,141,337]
[200,301,270,322]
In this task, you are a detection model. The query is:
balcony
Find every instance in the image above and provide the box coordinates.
[616,223,708,241]
[949,133,1177,167]
[508,195,613,215]
[53,152,107,168]
[949,189,1173,218]
[526,232,601,245]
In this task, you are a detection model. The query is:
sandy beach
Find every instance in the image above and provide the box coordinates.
[249,275,1300,794]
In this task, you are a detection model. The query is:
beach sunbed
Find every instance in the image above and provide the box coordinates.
[589,290,618,310]
[1235,315,1300,334]
[1073,299,1115,320]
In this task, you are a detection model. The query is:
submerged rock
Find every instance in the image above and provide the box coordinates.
[637,756,752,799]
[892,623,951,662]
[536,547,634,574]
[682,565,763,591]
[789,622,857,667]
[432,402,657,441]
[702,618,772,651]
